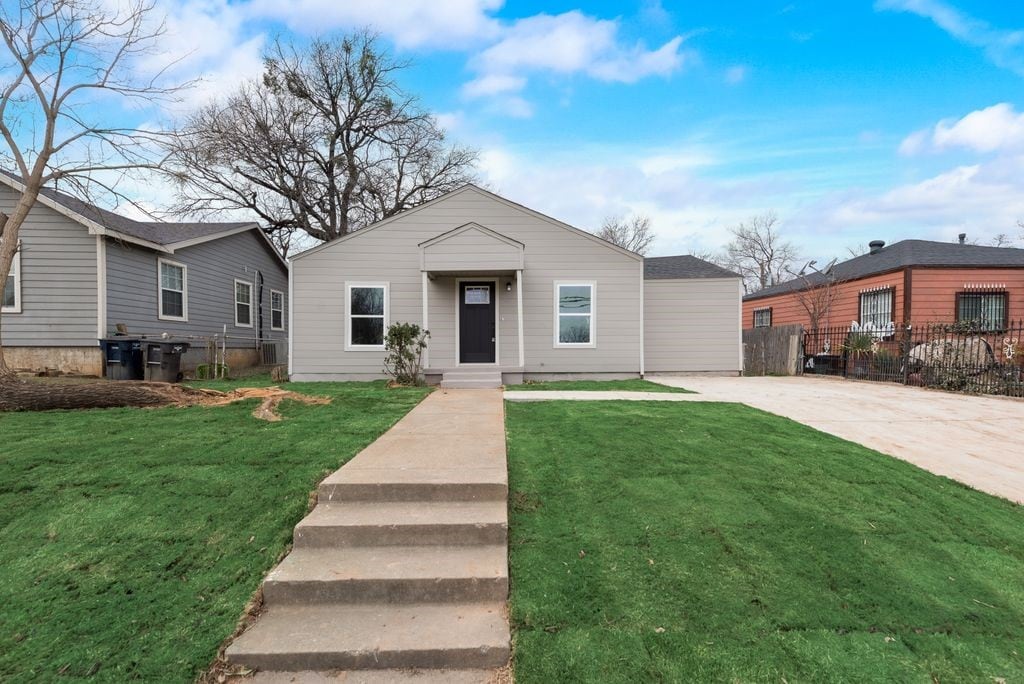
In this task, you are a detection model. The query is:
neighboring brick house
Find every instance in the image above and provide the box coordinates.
[742,238,1024,331]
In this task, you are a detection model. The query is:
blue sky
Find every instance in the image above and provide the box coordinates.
[114,1,1024,259]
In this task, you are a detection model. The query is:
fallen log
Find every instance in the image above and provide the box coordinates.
[0,380,329,421]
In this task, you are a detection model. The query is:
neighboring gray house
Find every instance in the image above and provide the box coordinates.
[0,173,288,376]
[290,185,741,385]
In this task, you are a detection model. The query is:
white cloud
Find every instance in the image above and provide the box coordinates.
[473,11,688,82]
[246,0,503,49]
[462,74,527,99]
[900,103,1024,155]
[876,0,1024,76]
[725,65,748,84]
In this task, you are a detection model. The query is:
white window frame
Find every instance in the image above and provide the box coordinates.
[270,289,285,331]
[858,288,894,328]
[553,280,597,348]
[753,307,772,328]
[345,282,389,351]
[234,278,254,328]
[157,258,188,322]
[2,250,21,314]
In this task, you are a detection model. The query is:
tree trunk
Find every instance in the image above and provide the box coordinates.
[0,380,219,412]
[0,188,41,381]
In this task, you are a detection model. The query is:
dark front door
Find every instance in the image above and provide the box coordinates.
[459,282,496,364]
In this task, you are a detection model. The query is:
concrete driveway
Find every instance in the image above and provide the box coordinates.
[649,375,1024,505]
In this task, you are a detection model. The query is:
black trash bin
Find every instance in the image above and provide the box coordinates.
[100,338,144,381]
[144,341,190,382]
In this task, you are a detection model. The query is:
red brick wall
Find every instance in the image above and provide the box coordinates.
[909,268,1024,324]
[742,270,905,329]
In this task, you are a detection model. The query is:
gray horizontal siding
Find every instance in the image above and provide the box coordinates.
[644,278,742,372]
[105,230,287,348]
[292,188,642,377]
[0,185,98,347]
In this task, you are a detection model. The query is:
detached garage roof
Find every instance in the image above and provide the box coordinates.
[644,255,740,280]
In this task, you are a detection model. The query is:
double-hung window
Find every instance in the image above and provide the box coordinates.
[270,290,285,331]
[234,279,253,328]
[158,259,187,321]
[957,291,1007,331]
[753,307,772,328]
[554,281,596,347]
[2,250,21,313]
[858,288,893,328]
[347,283,387,349]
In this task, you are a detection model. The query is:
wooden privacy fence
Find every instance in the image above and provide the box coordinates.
[743,324,803,376]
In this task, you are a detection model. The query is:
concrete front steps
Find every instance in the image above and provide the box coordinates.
[226,390,510,679]
[440,370,503,389]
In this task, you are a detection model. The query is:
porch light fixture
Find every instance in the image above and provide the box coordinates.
[506,282,512,292]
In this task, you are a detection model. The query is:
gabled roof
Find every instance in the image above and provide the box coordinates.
[744,239,1024,301]
[418,222,524,249]
[291,184,644,262]
[0,170,285,268]
[644,255,740,280]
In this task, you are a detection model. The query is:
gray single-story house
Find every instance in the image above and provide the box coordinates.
[0,172,288,376]
[289,185,741,385]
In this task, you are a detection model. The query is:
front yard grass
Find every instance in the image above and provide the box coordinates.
[505,400,1024,682]
[513,379,691,393]
[0,380,429,682]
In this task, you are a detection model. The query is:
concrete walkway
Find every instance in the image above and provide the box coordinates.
[651,375,1024,504]
[227,389,510,681]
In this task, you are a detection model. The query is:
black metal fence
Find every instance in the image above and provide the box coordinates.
[802,320,1024,397]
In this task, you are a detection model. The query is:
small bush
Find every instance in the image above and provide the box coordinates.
[383,322,430,386]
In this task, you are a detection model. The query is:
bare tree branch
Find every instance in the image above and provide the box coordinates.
[596,214,655,254]
[0,0,183,378]
[162,30,478,249]
[720,212,799,294]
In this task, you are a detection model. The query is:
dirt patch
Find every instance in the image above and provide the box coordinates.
[200,387,331,422]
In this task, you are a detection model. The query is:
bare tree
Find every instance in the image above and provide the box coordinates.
[721,212,799,293]
[163,31,478,250]
[788,261,841,333]
[596,214,655,254]
[990,233,1015,247]
[0,0,182,380]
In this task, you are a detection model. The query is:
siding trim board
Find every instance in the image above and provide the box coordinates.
[96,236,106,338]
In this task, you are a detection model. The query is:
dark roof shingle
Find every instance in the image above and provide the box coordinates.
[644,254,740,280]
[744,239,1024,301]
[0,170,254,246]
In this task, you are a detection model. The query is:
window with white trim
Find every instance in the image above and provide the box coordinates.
[554,282,595,347]
[234,279,253,327]
[753,307,772,328]
[957,291,1007,331]
[158,259,187,321]
[858,289,893,328]
[347,283,387,349]
[270,289,284,330]
[2,250,21,313]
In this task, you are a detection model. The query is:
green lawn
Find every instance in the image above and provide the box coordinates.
[513,379,692,393]
[0,381,429,683]
[505,400,1024,683]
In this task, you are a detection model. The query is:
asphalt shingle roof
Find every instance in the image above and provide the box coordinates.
[0,170,254,246]
[744,239,1024,301]
[644,254,741,280]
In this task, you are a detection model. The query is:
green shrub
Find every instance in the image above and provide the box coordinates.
[383,322,430,386]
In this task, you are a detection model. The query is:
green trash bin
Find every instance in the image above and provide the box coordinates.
[144,341,190,382]
[101,338,144,381]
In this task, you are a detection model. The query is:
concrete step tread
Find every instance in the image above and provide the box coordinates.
[440,381,503,389]
[268,545,508,584]
[226,603,510,671]
[299,501,508,528]
[441,371,502,379]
